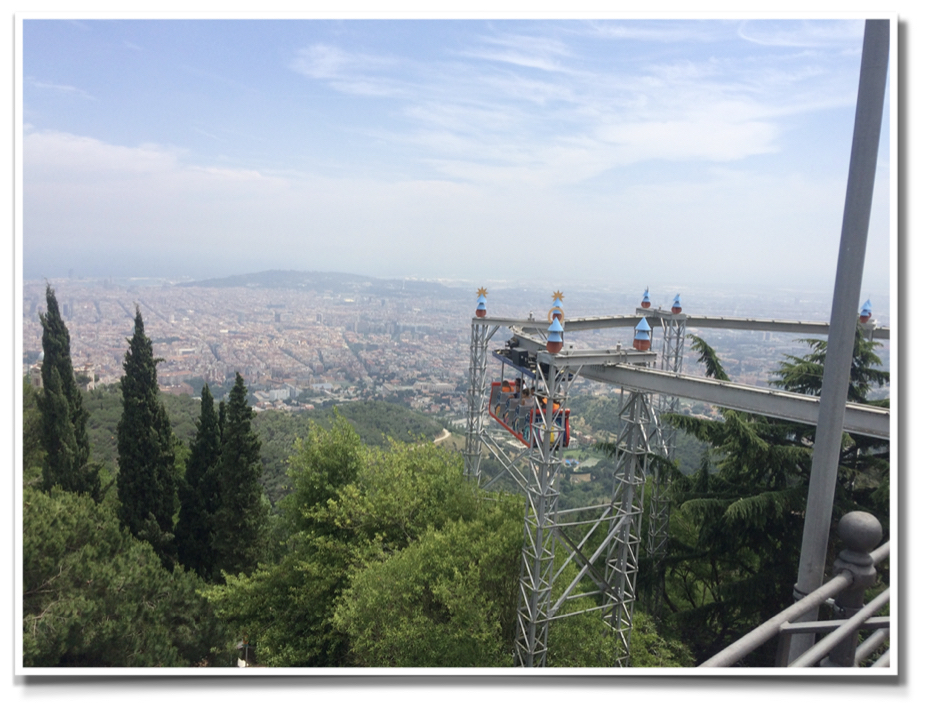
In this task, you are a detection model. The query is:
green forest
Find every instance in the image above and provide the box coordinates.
[22,285,889,668]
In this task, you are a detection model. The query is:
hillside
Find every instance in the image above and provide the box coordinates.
[80,385,444,507]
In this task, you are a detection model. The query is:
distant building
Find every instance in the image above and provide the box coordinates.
[77,362,95,391]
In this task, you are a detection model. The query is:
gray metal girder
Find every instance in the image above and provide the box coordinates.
[579,364,889,440]
[553,314,889,340]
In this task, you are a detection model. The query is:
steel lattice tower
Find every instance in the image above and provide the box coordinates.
[462,299,888,668]
[514,361,569,667]
[604,388,662,665]
[464,306,663,668]
[464,320,498,481]
[646,311,687,616]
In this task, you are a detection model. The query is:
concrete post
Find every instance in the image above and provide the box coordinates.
[822,511,883,667]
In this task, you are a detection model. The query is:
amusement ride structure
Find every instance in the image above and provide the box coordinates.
[463,290,889,667]
[461,18,890,669]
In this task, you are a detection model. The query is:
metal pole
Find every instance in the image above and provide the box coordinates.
[788,19,889,662]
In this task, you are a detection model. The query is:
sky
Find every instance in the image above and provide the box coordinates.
[20,17,893,294]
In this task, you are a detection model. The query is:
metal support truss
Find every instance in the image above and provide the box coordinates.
[511,348,662,668]
[648,314,687,615]
[464,321,498,481]
[514,360,570,667]
[603,389,661,665]
[462,310,890,669]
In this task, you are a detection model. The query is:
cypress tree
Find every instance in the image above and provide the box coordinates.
[116,307,177,571]
[218,399,226,443]
[176,384,222,580]
[212,373,268,577]
[38,284,100,500]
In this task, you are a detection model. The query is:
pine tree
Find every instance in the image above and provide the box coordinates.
[656,333,890,663]
[38,284,100,500]
[212,373,268,577]
[771,328,889,403]
[176,384,222,580]
[770,328,890,524]
[116,307,177,571]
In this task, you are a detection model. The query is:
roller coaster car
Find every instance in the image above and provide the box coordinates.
[488,380,570,450]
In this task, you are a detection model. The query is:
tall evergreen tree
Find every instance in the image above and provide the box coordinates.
[38,285,100,500]
[116,307,177,571]
[654,333,890,664]
[218,399,226,443]
[212,373,269,577]
[22,377,45,486]
[176,384,222,580]
[770,328,890,523]
[771,329,889,403]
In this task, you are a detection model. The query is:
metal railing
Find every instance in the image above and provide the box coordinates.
[700,511,890,668]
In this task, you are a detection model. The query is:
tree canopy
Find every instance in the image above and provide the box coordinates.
[650,332,890,664]
[205,418,515,666]
[23,485,232,667]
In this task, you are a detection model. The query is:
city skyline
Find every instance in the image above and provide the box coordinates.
[20,16,893,295]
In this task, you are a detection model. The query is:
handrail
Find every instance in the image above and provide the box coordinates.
[789,588,890,667]
[700,540,889,668]
[856,628,889,666]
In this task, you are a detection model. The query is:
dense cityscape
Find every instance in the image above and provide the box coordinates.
[21,271,891,420]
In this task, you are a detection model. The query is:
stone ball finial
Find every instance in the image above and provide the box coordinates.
[837,511,883,554]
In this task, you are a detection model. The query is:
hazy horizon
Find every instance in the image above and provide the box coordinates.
[21,17,893,295]
[21,266,892,326]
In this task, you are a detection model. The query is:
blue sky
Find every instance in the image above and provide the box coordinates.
[21,18,892,293]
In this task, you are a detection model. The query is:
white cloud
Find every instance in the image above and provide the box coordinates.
[737,20,866,48]
[22,123,890,298]
[289,44,403,96]
[290,44,348,79]
[26,131,179,179]
[586,20,733,44]
[20,20,888,293]
[280,23,862,191]
[460,33,575,73]
[27,78,93,100]
[598,119,779,163]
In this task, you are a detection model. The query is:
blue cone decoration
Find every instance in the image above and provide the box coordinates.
[547,317,564,352]
[634,317,651,350]
[475,290,488,318]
